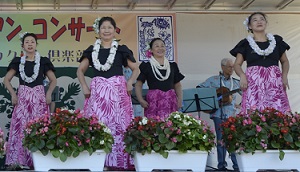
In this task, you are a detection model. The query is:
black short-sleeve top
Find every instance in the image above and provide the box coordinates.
[137,61,185,91]
[7,57,55,88]
[230,35,290,68]
[79,44,136,78]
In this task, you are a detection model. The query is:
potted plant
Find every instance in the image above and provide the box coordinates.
[23,108,114,171]
[124,111,215,171]
[0,127,6,159]
[222,107,300,171]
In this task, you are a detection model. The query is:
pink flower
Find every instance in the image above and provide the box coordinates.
[3,142,7,151]
[242,119,248,126]
[145,49,152,58]
[260,116,266,122]
[86,139,90,143]
[75,109,80,114]
[65,142,69,147]
[256,125,262,132]
[166,121,172,127]
[77,113,83,119]
[176,129,181,134]
[171,137,177,143]
[247,118,252,125]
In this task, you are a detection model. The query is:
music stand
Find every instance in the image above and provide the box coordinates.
[182,88,219,117]
[131,88,148,105]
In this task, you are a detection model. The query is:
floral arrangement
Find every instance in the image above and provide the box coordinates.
[0,127,6,158]
[23,108,114,162]
[124,112,215,158]
[222,107,300,160]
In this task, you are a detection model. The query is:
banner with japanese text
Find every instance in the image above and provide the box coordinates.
[0,13,176,134]
[0,13,176,67]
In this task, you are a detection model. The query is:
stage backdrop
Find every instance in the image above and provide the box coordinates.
[1,12,300,169]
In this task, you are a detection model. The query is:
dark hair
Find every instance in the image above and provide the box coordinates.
[22,33,38,45]
[247,12,267,33]
[149,38,165,49]
[98,16,116,29]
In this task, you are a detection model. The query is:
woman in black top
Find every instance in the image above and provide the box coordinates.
[4,32,57,168]
[230,12,291,113]
[135,38,184,121]
[76,17,139,171]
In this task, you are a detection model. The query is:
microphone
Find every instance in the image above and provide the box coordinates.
[219,71,223,76]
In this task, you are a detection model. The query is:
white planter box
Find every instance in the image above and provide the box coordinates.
[236,150,300,171]
[32,150,106,171]
[134,150,208,171]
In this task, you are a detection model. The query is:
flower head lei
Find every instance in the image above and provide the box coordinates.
[19,32,28,43]
[145,43,152,58]
[243,17,250,31]
[93,17,101,34]
[18,32,41,83]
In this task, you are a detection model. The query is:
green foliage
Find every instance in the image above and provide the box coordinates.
[124,112,215,158]
[22,108,114,162]
[222,107,300,160]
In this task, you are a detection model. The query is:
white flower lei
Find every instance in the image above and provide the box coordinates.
[19,51,41,83]
[246,33,276,57]
[92,39,118,71]
[149,56,171,81]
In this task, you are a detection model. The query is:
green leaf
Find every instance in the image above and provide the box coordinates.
[161,151,168,159]
[68,127,78,134]
[46,140,55,149]
[60,152,67,162]
[164,128,172,135]
[153,143,161,151]
[57,135,67,145]
[165,142,175,150]
[73,151,80,158]
[48,132,57,140]
[37,140,45,149]
[158,134,168,144]
[271,141,280,148]
[40,149,49,156]
[246,130,256,136]
[30,145,38,152]
[295,141,300,148]
[51,150,61,158]
[176,135,182,142]
[279,150,285,161]
[87,147,93,155]
[283,133,293,143]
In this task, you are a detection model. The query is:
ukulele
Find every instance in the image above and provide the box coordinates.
[204,86,241,114]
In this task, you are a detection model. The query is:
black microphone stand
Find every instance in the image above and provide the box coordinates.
[219,72,225,120]
[219,71,226,171]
